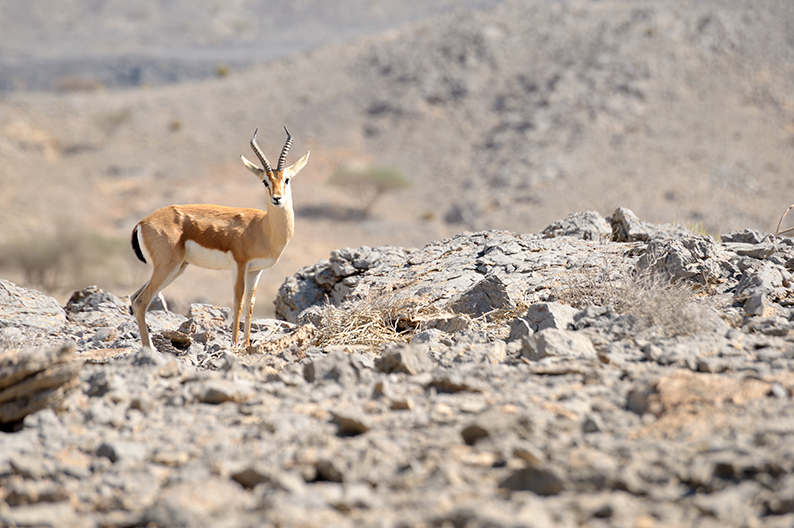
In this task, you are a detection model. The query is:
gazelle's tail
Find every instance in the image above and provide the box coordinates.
[131,225,146,264]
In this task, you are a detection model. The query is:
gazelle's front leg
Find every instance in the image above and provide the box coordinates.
[242,269,263,347]
[230,261,246,348]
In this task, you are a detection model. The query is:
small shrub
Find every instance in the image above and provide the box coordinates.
[215,64,231,78]
[327,166,410,217]
[555,259,717,337]
[96,109,132,135]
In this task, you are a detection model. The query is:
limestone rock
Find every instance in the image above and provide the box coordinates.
[499,465,566,495]
[542,211,612,241]
[508,302,578,342]
[521,328,597,361]
[331,408,371,436]
[0,280,65,331]
[275,246,412,322]
[66,285,129,318]
[304,350,359,386]
[448,274,515,318]
[460,408,519,445]
[376,344,433,375]
[0,343,82,424]
[609,207,689,242]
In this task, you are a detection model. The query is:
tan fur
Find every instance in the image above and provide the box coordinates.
[130,131,308,350]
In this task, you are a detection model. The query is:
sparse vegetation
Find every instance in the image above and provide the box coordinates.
[327,166,410,217]
[215,64,231,78]
[311,288,532,349]
[96,109,132,135]
[312,294,422,348]
[684,221,712,238]
[0,226,127,295]
[554,258,718,338]
[421,210,436,221]
[775,203,794,236]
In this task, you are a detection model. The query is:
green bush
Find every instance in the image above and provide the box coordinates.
[327,166,410,217]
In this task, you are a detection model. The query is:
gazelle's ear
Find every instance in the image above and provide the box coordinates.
[241,155,266,180]
[286,151,310,178]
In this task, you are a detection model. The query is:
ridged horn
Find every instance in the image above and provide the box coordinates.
[277,126,293,172]
[250,128,273,174]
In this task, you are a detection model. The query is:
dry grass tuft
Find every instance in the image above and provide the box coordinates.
[555,258,717,337]
[312,294,429,349]
[775,203,794,236]
[553,258,627,310]
[246,324,315,358]
[311,287,537,350]
[313,291,476,348]
[484,301,534,327]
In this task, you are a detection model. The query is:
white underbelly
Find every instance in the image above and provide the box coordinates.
[184,240,233,270]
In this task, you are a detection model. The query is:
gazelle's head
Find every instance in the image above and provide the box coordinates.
[241,127,310,208]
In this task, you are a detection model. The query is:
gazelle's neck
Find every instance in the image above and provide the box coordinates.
[266,199,295,250]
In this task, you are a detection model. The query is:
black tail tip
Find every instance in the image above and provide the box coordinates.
[131,228,146,264]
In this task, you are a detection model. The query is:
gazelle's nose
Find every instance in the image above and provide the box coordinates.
[271,196,283,206]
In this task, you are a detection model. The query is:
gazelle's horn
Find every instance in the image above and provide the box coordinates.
[250,128,273,174]
[277,127,293,172]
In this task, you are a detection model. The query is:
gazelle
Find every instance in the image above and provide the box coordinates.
[130,127,309,349]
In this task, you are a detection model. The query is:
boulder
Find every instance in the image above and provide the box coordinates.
[542,211,612,241]
[448,274,515,318]
[521,328,597,361]
[0,280,66,331]
[609,207,689,242]
[0,343,82,425]
[508,302,578,342]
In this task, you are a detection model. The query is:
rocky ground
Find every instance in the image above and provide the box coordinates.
[2,209,794,528]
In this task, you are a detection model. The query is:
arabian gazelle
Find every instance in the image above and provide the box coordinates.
[130,128,309,349]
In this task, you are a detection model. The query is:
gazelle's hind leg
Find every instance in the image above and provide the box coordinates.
[131,261,188,349]
[242,269,263,347]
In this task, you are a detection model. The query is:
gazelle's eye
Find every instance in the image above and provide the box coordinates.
[263,179,270,188]
[284,178,291,185]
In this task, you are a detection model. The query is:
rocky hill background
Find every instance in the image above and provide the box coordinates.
[2,209,794,527]
[1,0,793,318]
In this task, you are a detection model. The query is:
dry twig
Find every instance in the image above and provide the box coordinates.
[775,203,794,236]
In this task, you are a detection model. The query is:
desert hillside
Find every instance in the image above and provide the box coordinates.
[0,0,792,316]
